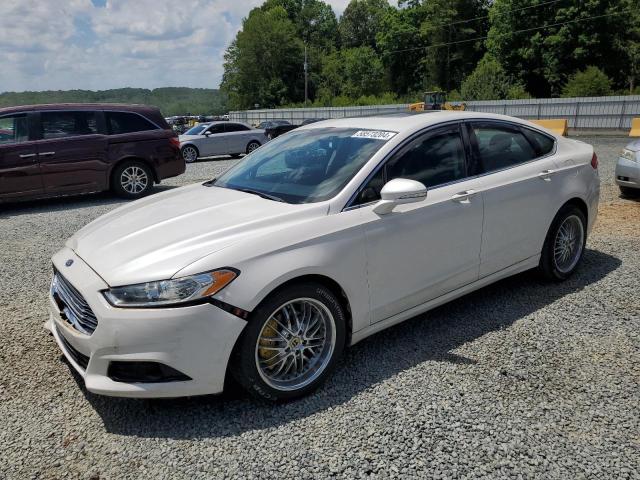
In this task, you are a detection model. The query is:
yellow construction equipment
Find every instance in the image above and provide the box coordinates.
[409,91,466,112]
[530,119,568,136]
[630,118,640,137]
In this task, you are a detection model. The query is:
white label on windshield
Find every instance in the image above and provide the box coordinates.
[352,130,397,140]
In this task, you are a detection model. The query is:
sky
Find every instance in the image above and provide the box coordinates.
[0,0,354,93]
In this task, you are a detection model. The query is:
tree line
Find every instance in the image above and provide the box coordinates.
[0,88,228,117]
[221,0,640,110]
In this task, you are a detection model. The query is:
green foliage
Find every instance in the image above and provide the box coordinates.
[318,47,386,100]
[460,55,527,100]
[562,66,612,98]
[0,88,226,116]
[339,0,391,49]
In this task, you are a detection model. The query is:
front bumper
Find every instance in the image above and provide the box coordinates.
[615,156,640,189]
[45,247,247,398]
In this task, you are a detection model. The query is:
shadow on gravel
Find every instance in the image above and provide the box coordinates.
[74,248,620,439]
[0,185,177,217]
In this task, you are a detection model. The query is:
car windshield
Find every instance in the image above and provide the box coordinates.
[212,127,393,204]
[185,125,208,135]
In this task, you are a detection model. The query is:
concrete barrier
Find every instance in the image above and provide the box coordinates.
[630,118,640,137]
[530,119,568,136]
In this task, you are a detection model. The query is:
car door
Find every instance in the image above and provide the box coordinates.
[0,112,44,199]
[466,121,561,277]
[224,122,251,154]
[355,124,484,323]
[36,110,109,195]
[200,123,227,156]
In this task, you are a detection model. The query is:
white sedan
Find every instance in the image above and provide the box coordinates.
[179,121,267,162]
[46,112,600,401]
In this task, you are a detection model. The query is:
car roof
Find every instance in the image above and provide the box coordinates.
[295,111,543,134]
[0,103,161,116]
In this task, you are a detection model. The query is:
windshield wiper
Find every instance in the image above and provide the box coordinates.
[233,187,286,203]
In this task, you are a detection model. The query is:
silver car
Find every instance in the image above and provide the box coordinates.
[615,138,640,196]
[179,121,267,163]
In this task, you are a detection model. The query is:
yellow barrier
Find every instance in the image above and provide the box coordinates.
[630,118,640,137]
[530,119,568,136]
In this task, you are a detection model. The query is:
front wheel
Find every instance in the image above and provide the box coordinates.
[112,161,154,199]
[539,205,587,280]
[181,145,199,163]
[231,283,346,401]
[246,141,261,154]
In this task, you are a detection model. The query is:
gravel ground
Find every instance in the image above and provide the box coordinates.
[0,138,638,480]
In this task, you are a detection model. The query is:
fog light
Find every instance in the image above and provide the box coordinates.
[107,361,191,383]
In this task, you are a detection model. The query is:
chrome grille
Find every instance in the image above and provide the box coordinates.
[51,270,98,335]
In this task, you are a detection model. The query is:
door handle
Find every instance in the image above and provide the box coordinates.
[538,169,555,180]
[19,153,36,159]
[39,151,55,157]
[451,190,477,202]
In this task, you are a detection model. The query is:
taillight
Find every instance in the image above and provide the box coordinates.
[169,137,180,149]
[590,152,598,169]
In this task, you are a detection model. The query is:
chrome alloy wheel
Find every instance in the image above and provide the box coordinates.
[247,142,260,153]
[553,214,584,274]
[182,146,198,163]
[255,298,336,391]
[120,166,149,194]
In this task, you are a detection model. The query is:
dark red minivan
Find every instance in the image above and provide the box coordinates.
[0,103,185,202]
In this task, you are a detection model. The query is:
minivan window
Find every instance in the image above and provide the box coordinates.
[106,112,157,135]
[386,127,467,188]
[0,114,29,145]
[41,111,97,139]
[471,123,537,172]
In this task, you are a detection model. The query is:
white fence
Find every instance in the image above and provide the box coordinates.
[230,95,640,130]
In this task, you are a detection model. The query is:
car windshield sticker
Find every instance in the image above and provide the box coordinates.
[351,130,397,140]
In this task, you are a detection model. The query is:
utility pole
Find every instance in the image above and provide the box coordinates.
[304,44,308,107]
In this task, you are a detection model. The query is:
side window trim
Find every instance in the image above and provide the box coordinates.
[344,120,470,211]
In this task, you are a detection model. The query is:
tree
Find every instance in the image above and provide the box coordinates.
[318,46,386,100]
[486,0,637,97]
[460,54,526,100]
[221,7,304,109]
[338,0,391,49]
[562,66,612,97]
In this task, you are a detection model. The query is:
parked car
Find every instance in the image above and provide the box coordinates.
[179,121,267,162]
[257,120,297,140]
[0,104,184,202]
[615,139,640,196]
[300,118,325,126]
[47,112,599,401]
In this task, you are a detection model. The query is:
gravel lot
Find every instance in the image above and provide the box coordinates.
[1,138,638,480]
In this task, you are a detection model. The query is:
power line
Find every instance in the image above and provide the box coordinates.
[382,9,633,56]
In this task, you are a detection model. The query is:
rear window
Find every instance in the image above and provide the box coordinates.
[106,112,157,135]
[41,111,97,139]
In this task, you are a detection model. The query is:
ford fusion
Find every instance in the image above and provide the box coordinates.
[47,112,600,401]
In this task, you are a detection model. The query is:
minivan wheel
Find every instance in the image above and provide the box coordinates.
[232,282,346,401]
[181,145,199,163]
[539,205,587,281]
[246,141,261,154]
[112,161,154,199]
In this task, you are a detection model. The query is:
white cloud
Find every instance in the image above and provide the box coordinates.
[0,0,357,93]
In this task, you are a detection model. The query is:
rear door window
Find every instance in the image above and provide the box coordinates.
[225,123,250,132]
[106,112,157,135]
[470,123,538,173]
[0,114,29,145]
[40,111,98,139]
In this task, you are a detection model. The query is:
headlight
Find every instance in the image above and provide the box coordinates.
[103,268,238,308]
[621,149,638,162]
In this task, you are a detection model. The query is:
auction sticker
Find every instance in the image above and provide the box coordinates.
[352,130,397,140]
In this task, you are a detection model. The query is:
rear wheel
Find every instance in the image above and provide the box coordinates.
[181,145,199,163]
[539,205,587,280]
[620,186,640,197]
[112,161,154,199]
[232,282,346,401]
[246,141,261,154]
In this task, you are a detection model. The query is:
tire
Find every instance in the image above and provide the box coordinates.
[111,160,154,199]
[619,186,640,197]
[246,141,261,154]
[539,204,587,281]
[181,145,199,163]
[231,282,346,402]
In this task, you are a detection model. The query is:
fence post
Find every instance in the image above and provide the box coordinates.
[537,102,542,119]
[574,101,581,129]
[619,99,626,130]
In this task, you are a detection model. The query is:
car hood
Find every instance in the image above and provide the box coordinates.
[66,184,326,286]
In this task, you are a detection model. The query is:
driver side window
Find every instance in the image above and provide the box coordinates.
[206,124,224,135]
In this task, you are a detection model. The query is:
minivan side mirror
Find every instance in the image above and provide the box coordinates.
[373,178,427,215]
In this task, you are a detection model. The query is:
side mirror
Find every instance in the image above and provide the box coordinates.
[373,178,427,215]
[204,132,212,136]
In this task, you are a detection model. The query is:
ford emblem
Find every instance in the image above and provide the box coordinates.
[65,259,74,267]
